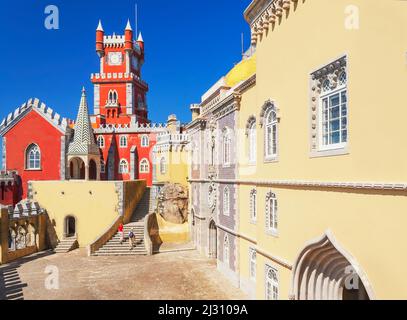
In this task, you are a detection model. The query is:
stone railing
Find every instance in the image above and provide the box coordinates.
[87,180,146,256]
[1,201,47,264]
[91,72,148,88]
[156,133,189,144]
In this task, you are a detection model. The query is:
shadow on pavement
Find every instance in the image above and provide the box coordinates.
[0,250,54,300]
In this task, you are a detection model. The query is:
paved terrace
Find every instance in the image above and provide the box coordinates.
[0,249,246,300]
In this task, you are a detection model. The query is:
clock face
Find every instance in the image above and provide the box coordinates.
[108,52,122,66]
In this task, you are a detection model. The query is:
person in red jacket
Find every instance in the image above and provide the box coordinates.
[118,223,124,244]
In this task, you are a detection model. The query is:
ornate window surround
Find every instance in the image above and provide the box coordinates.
[249,247,257,281]
[224,234,230,267]
[141,134,150,147]
[260,100,279,163]
[246,116,257,165]
[310,55,349,158]
[222,127,232,168]
[223,186,230,216]
[265,264,279,301]
[160,156,167,175]
[250,188,257,223]
[265,190,278,237]
[139,158,150,173]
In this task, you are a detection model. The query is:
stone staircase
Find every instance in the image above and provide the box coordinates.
[54,237,78,254]
[92,187,155,256]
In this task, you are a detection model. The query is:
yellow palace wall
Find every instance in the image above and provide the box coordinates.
[155,149,189,186]
[237,0,407,299]
[31,180,145,248]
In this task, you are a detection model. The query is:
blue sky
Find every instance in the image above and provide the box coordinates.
[0,0,252,126]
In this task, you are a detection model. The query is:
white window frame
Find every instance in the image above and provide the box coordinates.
[160,157,167,174]
[318,73,348,152]
[249,248,257,281]
[26,144,41,170]
[119,159,129,174]
[265,191,278,236]
[264,108,278,161]
[119,136,128,148]
[250,189,257,223]
[265,265,279,300]
[141,135,149,147]
[97,136,105,148]
[223,234,230,267]
[248,122,257,164]
[222,129,231,167]
[139,158,150,173]
[223,186,230,216]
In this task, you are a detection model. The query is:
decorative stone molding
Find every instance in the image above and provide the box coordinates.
[188,178,407,192]
[94,121,168,134]
[260,99,279,127]
[310,56,347,152]
[114,182,124,216]
[2,137,6,170]
[245,0,301,45]
[245,115,257,136]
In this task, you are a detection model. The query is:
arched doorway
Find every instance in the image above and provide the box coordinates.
[89,159,97,180]
[65,216,76,238]
[291,232,374,300]
[69,158,85,180]
[209,220,217,259]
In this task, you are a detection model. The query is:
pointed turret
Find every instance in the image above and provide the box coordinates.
[125,19,133,51]
[96,20,105,57]
[67,88,101,181]
[68,88,99,156]
[137,32,144,51]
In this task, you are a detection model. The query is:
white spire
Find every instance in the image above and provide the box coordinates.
[125,19,132,31]
[96,20,104,32]
[137,32,144,42]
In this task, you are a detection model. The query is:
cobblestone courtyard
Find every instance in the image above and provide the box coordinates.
[0,249,246,300]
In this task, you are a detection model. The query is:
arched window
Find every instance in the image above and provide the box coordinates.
[141,135,149,147]
[108,90,118,105]
[222,129,231,166]
[97,136,105,148]
[265,265,279,300]
[223,186,230,216]
[223,235,230,266]
[26,144,41,170]
[139,158,150,173]
[266,191,278,235]
[265,109,278,160]
[160,157,167,174]
[248,121,257,163]
[250,248,256,280]
[250,189,257,222]
[119,159,129,174]
[119,136,128,148]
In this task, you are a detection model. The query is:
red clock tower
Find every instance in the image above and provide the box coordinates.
[91,20,148,126]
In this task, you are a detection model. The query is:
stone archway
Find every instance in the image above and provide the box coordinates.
[69,158,85,180]
[291,232,374,300]
[208,220,217,259]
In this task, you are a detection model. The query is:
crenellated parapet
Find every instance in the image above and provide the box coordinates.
[7,199,44,220]
[93,121,169,134]
[0,98,73,136]
[244,0,299,46]
[91,72,148,88]
[0,170,18,185]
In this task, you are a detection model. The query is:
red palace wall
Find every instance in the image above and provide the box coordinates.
[0,182,20,206]
[4,111,63,198]
[98,132,157,186]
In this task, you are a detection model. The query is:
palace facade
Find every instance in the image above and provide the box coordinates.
[184,0,407,300]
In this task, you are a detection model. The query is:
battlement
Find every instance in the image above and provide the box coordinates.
[7,199,44,220]
[0,98,73,136]
[94,121,169,134]
[91,72,148,87]
[0,170,18,184]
